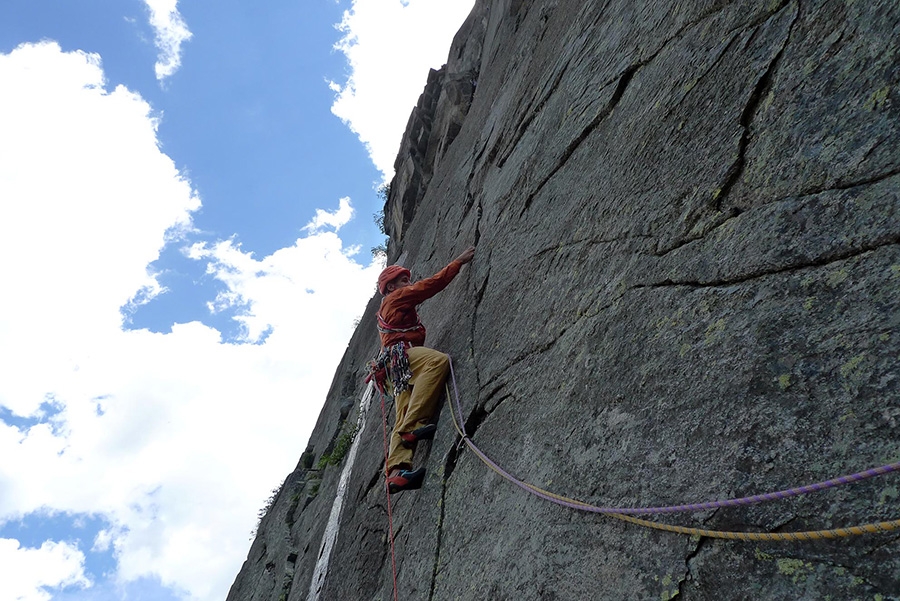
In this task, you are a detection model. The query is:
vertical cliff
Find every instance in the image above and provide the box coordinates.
[228,1,900,599]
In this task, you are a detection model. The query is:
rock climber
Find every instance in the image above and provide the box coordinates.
[373,245,476,493]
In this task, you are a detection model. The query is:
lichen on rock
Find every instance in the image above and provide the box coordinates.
[228,1,900,599]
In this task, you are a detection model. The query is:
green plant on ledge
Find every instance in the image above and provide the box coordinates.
[316,423,360,469]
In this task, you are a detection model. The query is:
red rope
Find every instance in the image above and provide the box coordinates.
[380,391,400,601]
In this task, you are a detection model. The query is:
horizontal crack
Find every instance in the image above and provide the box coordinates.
[478,380,508,402]
[768,514,802,532]
[654,207,743,257]
[535,233,653,258]
[637,237,900,289]
[365,502,387,516]
[796,166,900,198]
[863,532,900,556]
[656,164,898,258]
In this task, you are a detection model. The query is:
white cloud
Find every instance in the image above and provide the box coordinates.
[190,202,376,344]
[143,0,193,80]
[92,529,113,553]
[330,0,476,178]
[0,539,90,601]
[303,196,355,233]
[0,41,199,417]
[0,42,382,601]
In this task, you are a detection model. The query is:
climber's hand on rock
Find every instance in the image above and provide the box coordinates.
[456,246,476,264]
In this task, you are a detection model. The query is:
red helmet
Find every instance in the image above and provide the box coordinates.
[378,265,411,295]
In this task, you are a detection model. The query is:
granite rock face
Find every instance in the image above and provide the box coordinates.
[228,1,900,599]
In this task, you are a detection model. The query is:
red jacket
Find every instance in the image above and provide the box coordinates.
[378,260,462,348]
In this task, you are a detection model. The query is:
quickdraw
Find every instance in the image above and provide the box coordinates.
[366,313,421,396]
[365,342,412,396]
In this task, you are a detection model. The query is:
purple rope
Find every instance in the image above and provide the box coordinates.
[447,359,900,516]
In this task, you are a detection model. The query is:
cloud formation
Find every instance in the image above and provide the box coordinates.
[303,196,355,234]
[0,42,381,601]
[143,0,193,80]
[0,539,90,601]
[330,0,476,178]
[0,40,199,417]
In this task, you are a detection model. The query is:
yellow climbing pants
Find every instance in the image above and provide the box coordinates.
[386,346,450,473]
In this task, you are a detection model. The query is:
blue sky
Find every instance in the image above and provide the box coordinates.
[0,1,474,600]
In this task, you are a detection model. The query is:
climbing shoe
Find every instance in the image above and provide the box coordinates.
[399,424,437,448]
[386,468,426,494]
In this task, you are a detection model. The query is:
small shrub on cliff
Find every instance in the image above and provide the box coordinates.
[316,423,360,469]
[372,184,390,258]
[370,243,387,259]
[250,480,284,540]
[373,208,386,235]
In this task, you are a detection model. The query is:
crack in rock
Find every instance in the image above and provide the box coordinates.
[471,194,485,246]
[520,62,639,215]
[468,265,490,391]
[511,1,753,220]
[674,536,707,598]
[495,53,577,169]
[864,532,900,556]
[535,232,654,258]
[359,470,381,503]
[662,30,742,121]
[657,165,899,258]
[714,0,799,212]
[481,326,570,391]
[427,436,464,601]
[637,237,900,289]
[797,166,900,198]
[653,207,744,257]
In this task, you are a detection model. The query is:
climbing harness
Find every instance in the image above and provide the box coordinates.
[379,390,400,601]
[366,313,422,396]
[376,311,424,335]
[445,358,900,540]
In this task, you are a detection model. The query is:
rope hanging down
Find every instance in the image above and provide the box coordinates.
[379,391,400,601]
[445,359,900,541]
